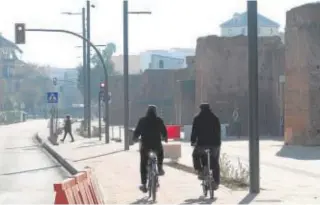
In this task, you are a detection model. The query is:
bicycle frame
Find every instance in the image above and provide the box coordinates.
[201,149,214,199]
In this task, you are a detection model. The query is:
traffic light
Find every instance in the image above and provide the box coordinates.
[15,23,26,44]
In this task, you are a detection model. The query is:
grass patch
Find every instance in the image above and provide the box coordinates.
[219,153,249,189]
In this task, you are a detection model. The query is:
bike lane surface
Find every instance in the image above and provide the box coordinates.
[0,120,69,204]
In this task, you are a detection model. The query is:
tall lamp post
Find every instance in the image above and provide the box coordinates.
[247,0,260,193]
[61,9,87,129]
[123,0,152,151]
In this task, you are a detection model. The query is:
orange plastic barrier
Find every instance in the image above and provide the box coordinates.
[54,167,104,204]
[54,178,78,204]
[83,168,105,204]
[74,172,95,204]
[166,125,181,140]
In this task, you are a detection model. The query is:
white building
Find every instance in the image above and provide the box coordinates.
[220,12,280,37]
[140,48,195,71]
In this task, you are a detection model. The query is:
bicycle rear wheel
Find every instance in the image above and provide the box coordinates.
[202,181,208,196]
[151,174,157,202]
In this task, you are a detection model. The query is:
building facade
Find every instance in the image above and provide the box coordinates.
[140,48,195,71]
[220,12,280,37]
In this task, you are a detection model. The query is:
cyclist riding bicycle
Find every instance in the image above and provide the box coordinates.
[191,103,221,190]
[133,105,168,193]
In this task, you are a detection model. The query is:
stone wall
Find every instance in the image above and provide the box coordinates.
[195,35,284,136]
[285,3,320,145]
[108,74,143,126]
[108,67,195,127]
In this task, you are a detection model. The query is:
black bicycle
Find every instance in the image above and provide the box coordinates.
[147,150,159,202]
[201,149,215,199]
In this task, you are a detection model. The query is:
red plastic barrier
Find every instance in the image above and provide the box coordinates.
[166,125,181,140]
[54,178,78,204]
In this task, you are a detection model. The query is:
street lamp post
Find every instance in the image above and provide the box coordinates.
[86,0,92,138]
[247,0,260,193]
[123,0,152,151]
[61,9,87,131]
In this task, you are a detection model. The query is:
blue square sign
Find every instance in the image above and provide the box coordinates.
[47,92,58,103]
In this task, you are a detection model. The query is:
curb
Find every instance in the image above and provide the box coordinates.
[34,133,78,175]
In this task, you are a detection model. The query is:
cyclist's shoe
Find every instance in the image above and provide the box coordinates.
[158,167,165,176]
[139,184,147,193]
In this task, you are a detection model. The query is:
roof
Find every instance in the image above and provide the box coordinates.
[220,12,280,28]
[0,35,23,53]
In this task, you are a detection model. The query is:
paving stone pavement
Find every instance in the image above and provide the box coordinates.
[40,123,320,204]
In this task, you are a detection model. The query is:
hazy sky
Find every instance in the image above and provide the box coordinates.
[0,0,313,68]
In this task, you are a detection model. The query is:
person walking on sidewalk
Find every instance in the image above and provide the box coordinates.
[191,103,221,190]
[60,115,74,143]
[133,105,168,193]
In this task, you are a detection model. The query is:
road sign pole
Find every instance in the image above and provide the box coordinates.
[247,0,260,193]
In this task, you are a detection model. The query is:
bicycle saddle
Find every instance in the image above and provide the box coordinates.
[204,149,211,153]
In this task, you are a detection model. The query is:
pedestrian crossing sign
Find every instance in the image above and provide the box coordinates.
[47,92,58,103]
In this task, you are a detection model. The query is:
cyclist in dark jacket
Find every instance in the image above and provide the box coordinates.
[133,105,168,193]
[191,103,221,189]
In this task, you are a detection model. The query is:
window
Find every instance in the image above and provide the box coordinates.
[159,60,164,69]
[270,28,273,35]
[241,28,245,35]
[228,29,232,35]
[258,28,261,34]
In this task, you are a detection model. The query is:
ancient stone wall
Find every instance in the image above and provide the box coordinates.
[195,35,284,136]
[285,3,320,145]
[108,74,143,126]
[108,67,195,127]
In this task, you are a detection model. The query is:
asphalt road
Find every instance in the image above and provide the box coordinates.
[0,120,69,204]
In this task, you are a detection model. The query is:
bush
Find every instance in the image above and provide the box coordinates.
[219,153,249,188]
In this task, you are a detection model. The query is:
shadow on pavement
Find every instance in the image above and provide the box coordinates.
[130,196,154,204]
[76,142,105,149]
[163,161,195,175]
[181,196,216,204]
[73,149,124,162]
[5,145,39,150]
[0,165,61,176]
[238,193,258,204]
[276,145,320,160]
[222,136,283,142]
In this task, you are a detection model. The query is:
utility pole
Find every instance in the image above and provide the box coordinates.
[82,7,87,130]
[123,0,129,150]
[123,0,151,150]
[247,0,260,193]
[86,0,91,138]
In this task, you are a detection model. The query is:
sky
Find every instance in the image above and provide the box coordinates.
[0,0,314,68]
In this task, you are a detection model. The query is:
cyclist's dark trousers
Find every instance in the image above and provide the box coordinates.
[62,129,74,141]
[140,144,163,185]
[192,146,220,184]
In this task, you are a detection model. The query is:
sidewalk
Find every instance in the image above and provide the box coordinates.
[39,125,320,204]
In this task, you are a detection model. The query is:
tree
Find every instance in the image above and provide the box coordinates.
[77,42,118,102]
[13,63,53,113]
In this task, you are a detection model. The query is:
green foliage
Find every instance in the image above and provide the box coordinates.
[77,43,118,102]
[9,63,53,112]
